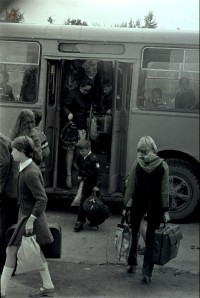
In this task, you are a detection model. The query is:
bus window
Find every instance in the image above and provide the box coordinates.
[0,41,40,103]
[138,47,199,112]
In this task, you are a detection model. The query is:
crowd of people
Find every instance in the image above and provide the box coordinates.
[0,108,170,297]
[4,63,196,296]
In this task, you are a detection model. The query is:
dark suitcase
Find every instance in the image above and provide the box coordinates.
[152,224,183,265]
[6,223,62,259]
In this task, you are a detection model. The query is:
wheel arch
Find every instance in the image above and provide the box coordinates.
[158,149,200,178]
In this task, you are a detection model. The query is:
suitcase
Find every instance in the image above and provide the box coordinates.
[152,223,183,265]
[6,223,62,259]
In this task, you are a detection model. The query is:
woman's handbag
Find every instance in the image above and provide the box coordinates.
[16,235,45,274]
[88,101,99,141]
[60,121,79,145]
[114,210,132,262]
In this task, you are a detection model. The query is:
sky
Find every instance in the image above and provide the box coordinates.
[3,0,200,30]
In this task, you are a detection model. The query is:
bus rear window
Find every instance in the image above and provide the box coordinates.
[0,41,40,103]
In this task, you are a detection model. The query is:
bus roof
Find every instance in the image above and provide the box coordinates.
[0,23,199,46]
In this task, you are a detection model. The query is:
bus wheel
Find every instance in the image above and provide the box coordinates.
[166,159,199,221]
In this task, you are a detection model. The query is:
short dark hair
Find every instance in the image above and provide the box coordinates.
[76,139,91,150]
[151,88,162,97]
[11,136,34,158]
[32,110,42,126]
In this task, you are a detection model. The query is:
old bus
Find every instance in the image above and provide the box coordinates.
[0,23,199,220]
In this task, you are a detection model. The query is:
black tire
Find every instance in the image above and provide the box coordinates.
[166,159,199,221]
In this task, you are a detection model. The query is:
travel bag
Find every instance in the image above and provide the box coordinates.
[83,191,110,227]
[6,223,62,259]
[152,223,183,265]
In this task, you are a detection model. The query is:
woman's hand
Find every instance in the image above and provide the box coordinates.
[25,216,36,235]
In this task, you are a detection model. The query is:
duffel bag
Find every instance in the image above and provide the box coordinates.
[83,192,110,227]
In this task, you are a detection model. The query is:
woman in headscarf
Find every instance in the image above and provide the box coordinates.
[124,136,170,284]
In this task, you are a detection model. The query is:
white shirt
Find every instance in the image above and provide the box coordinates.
[84,151,92,160]
[19,158,32,172]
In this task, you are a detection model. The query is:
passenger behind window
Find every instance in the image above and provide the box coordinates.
[145,88,165,109]
[0,71,15,101]
[20,67,37,102]
[151,88,166,108]
[175,76,196,110]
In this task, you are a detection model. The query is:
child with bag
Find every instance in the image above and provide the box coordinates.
[74,139,102,232]
[0,136,55,298]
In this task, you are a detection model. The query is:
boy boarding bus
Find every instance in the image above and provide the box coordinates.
[0,23,199,221]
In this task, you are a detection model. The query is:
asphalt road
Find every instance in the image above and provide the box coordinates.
[3,200,200,298]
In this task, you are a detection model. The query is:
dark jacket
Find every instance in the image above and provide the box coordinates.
[0,134,17,199]
[0,134,11,195]
[124,153,169,211]
[0,82,15,101]
[175,89,196,109]
[77,153,102,188]
[63,89,91,130]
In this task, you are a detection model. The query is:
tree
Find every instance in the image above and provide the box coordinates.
[143,11,157,28]
[64,18,88,26]
[47,16,55,24]
[114,11,157,29]
[0,8,24,23]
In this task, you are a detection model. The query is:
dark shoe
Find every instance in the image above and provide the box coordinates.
[29,287,55,297]
[142,275,151,285]
[74,222,83,232]
[127,265,137,274]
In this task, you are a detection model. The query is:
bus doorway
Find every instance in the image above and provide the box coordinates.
[45,58,133,197]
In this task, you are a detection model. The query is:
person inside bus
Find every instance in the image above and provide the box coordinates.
[62,77,93,189]
[175,76,196,109]
[0,71,15,101]
[62,60,85,96]
[20,67,38,102]
[151,88,166,109]
[124,136,170,284]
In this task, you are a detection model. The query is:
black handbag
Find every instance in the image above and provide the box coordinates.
[60,121,79,145]
[83,192,110,227]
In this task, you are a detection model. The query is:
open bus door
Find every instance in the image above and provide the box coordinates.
[44,59,62,189]
[108,61,133,194]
